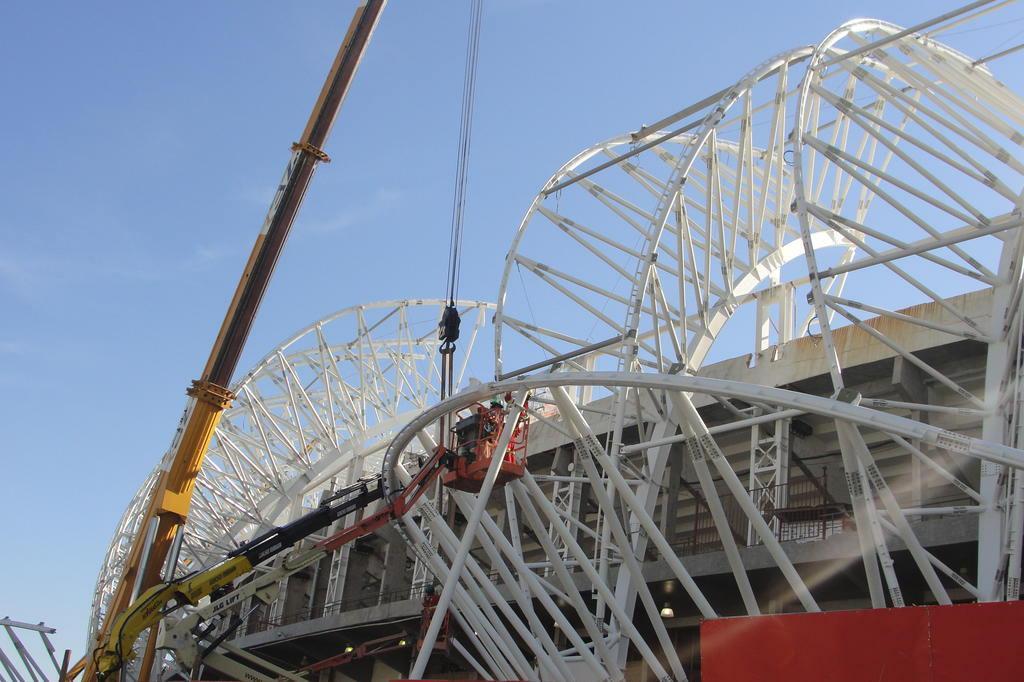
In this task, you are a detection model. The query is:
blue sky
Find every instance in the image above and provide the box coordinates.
[2,0,1022,664]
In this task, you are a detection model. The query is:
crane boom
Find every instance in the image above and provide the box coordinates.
[79,3,388,680]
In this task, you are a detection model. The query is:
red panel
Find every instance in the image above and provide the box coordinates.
[929,601,1024,682]
[702,607,931,682]
[702,602,1024,681]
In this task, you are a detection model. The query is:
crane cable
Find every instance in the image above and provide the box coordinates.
[438,0,484,445]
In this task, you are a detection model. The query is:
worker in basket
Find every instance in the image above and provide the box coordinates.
[442,394,528,493]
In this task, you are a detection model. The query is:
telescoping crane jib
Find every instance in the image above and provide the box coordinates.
[78,2,388,681]
[89,0,502,677]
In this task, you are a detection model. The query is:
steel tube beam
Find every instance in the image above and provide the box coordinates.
[410,394,527,679]
[671,391,820,612]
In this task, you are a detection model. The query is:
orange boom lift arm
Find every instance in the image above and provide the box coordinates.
[93,400,526,681]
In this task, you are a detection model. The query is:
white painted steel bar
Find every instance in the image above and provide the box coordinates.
[621,408,805,454]
[671,392,820,612]
[393,481,519,679]
[399,511,512,680]
[402,493,525,680]
[1006,471,1024,598]
[410,394,528,678]
[877,517,981,599]
[835,419,909,606]
[476,505,611,680]
[833,421,890,607]
[847,425,953,604]
[551,386,716,619]
[423,501,545,681]
[866,400,988,418]
[1,628,39,682]
[511,481,623,678]
[518,474,672,681]
[548,398,687,680]
[450,499,573,681]
[451,638,495,681]
[889,432,983,503]
[204,644,306,682]
[410,479,553,680]
[503,486,530,595]
[816,1,1003,69]
[881,506,984,516]
[0,624,54,636]
[0,646,25,682]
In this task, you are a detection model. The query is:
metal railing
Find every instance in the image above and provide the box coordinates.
[241,476,850,636]
[244,583,433,636]
[675,472,851,556]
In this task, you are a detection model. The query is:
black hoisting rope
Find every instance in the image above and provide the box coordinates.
[439,0,484,447]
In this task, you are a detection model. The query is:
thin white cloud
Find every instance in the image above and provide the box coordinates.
[235,183,280,207]
[0,242,231,303]
[0,252,57,297]
[0,340,26,355]
[184,244,231,270]
[304,187,403,234]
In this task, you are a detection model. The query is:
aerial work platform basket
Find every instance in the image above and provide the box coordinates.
[442,399,528,493]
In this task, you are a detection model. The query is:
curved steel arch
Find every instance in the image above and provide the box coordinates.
[791,18,1024,601]
[88,299,493,646]
[383,372,1024,493]
[494,46,858,383]
[87,10,1024,681]
[380,371,1024,681]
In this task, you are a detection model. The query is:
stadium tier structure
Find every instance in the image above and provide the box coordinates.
[93,12,1024,682]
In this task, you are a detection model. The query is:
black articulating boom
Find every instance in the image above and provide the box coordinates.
[94,476,384,679]
[229,477,384,565]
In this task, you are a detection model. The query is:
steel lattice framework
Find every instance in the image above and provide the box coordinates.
[791,18,1024,602]
[439,13,1024,680]
[88,300,493,648]
[494,46,857,379]
[89,7,1024,682]
[381,372,1024,681]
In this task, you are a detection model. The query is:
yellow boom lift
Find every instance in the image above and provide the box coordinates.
[75,2,388,679]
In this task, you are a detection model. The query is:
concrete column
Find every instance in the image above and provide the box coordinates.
[282,566,314,620]
[340,544,371,602]
[310,553,333,617]
[378,526,411,597]
[892,356,929,510]
[660,443,683,543]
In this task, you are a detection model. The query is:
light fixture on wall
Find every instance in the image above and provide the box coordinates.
[660,603,675,619]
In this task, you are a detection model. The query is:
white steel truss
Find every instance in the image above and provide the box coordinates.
[790,18,1024,601]
[88,299,493,647]
[87,6,1024,681]
[0,618,64,682]
[382,371,1024,681]
[746,412,791,544]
